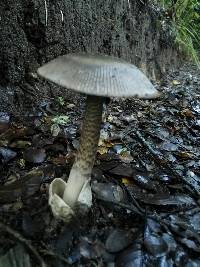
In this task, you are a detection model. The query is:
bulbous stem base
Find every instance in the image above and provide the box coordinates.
[63,95,103,208]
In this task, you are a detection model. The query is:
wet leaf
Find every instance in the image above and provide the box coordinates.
[196,119,200,127]
[50,123,61,137]
[160,141,178,151]
[67,247,82,264]
[106,229,135,253]
[97,145,109,155]
[23,148,46,163]
[172,80,181,85]
[91,167,103,180]
[0,244,31,267]
[0,169,44,203]
[186,259,200,266]
[0,126,32,147]
[121,114,135,123]
[45,143,65,153]
[192,103,200,114]
[10,140,31,149]
[66,103,75,109]
[176,151,193,159]
[112,144,125,154]
[180,109,194,118]
[142,194,196,207]
[146,218,161,234]
[159,174,174,183]
[107,115,122,126]
[4,174,18,186]
[22,169,44,198]
[157,127,170,139]
[189,212,200,232]
[179,238,200,252]
[18,158,26,168]
[0,147,17,163]
[144,233,169,257]
[0,201,23,213]
[51,154,69,165]
[22,212,36,237]
[99,129,110,145]
[174,249,188,266]
[108,164,133,177]
[116,240,143,267]
[92,182,126,203]
[72,139,79,150]
[133,174,158,191]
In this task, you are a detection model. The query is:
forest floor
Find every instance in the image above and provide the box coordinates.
[0,62,200,267]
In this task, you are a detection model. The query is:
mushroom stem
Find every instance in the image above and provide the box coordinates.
[63,95,103,208]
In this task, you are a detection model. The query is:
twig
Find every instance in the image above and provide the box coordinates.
[40,249,70,266]
[44,0,48,26]
[0,221,47,267]
[60,9,64,23]
[135,130,200,196]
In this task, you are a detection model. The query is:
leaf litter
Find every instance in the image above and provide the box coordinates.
[0,63,200,266]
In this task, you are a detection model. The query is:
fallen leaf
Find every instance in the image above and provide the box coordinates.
[172,80,181,85]
[97,145,109,155]
[0,147,17,163]
[180,109,194,118]
[23,148,46,163]
[51,123,61,137]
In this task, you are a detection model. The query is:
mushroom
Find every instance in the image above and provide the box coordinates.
[37,53,159,221]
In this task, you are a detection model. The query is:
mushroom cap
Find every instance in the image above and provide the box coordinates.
[37,53,159,98]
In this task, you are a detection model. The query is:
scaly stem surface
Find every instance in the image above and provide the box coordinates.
[63,95,103,208]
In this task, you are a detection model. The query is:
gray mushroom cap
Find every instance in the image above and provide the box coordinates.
[37,53,159,98]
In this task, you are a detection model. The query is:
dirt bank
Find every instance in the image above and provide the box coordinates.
[0,0,180,113]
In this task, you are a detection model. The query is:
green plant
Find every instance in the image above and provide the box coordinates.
[56,96,65,106]
[158,0,200,66]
